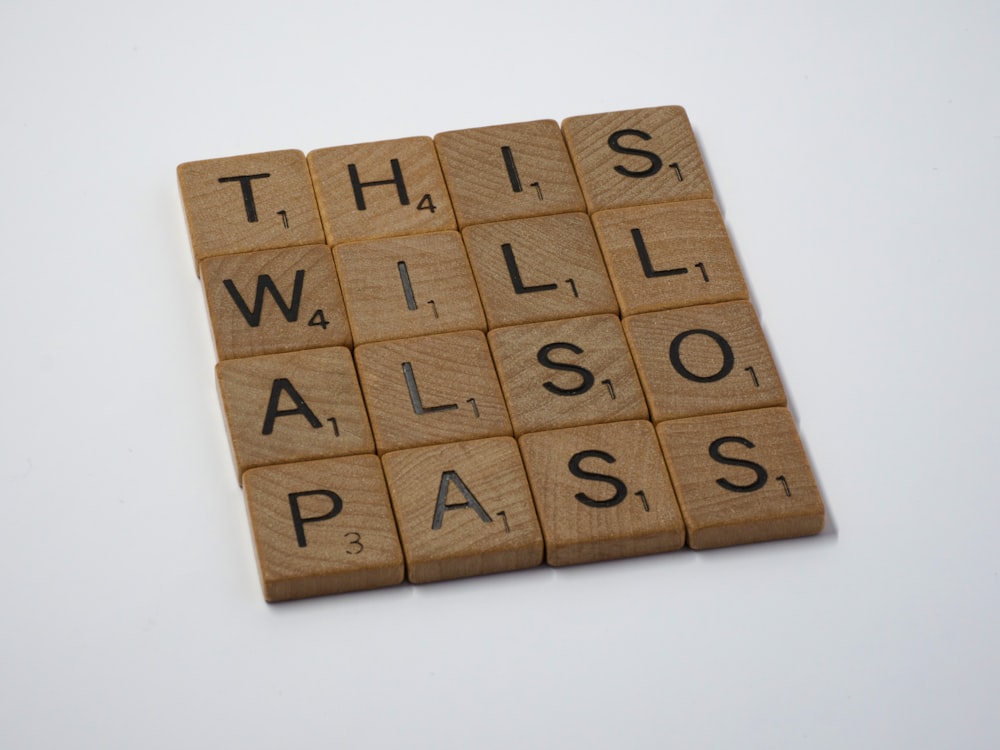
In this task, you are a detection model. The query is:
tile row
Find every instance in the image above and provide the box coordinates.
[201,200,746,362]
[217,302,786,479]
[246,409,824,601]
[178,105,712,273]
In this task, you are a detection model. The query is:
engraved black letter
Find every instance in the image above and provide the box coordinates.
[432,471,493,530]
[288,490,343,547]
[568,450,628,508]
[630,228,688,279]
[709,436,768,493]
[608,130,663,178]
[537,342,595,396]
[223,270,305,327]
[669,329,735,383]
[503,243,558,294]
[348,159,410,211]
[262,378,323,435]
[218,173,271,222]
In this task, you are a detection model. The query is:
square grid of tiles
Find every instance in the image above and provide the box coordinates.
[178,106,825,602]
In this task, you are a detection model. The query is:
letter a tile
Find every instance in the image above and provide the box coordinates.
[177,150,325,274]
[520,420,685,566]
[215,346,374,482]
[243,455,405,601]
[657,407,825,549]
[381,437,543,584]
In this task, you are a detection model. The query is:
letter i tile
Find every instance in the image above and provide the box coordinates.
[656,407,825,549]
[332,230,485,345]
[243,455,405,601]
[435,119,586,227]
[381,437,543,584]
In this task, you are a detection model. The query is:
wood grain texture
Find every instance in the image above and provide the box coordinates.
[623,300,786,421]
[488,314,647,435]
[561,105,713,213]
[590,199,748,316]
[462,212,619,328]
[332,230,485,345]
[177,150,325,274]
[201,244,351,360]
[435,119,585,227]
[519,420,685,566]
[307,136,456,246]
[656,407,825,549]
[354,330,511,454]
[215,346,374,482]
[381,437,543,584]
[243,455,404,602]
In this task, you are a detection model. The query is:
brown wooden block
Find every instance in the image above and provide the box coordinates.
[434,119,586,227]
[488,314,647,435]
[381,437,543,584]
[623,300,786,422]
[590,199,748,316]
[657,407,825,549]
[177,150,325,274]
[307,136,456,246]
[461,213,619,328]
[243,455,405,602]
[561,105,713,213]
[354,330,511,454]
[332,231,485,345]
[201,244,351,360]
[215,346,374,482]
[519,420,685,566]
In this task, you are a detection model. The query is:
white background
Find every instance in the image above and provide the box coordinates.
[2,1,998,747]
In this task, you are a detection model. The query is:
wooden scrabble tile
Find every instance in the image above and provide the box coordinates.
[381,437,543,584]
[657,407,825,549]
[561,105,713,213]
[519,420,685,566]
[332,231,485,345]
[590,199,748,316]
[215,346,374,482]
[434,119,586,227]
[201,244,351,360]
[354,330,511,454]
[243,455,405,602]
[307,136,456,246]
[488,314,647,435]
[461,213,619,328]
[177,150,325,273]
[623,300,786,422]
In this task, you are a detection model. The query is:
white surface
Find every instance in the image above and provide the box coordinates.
[2,2,998,747]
